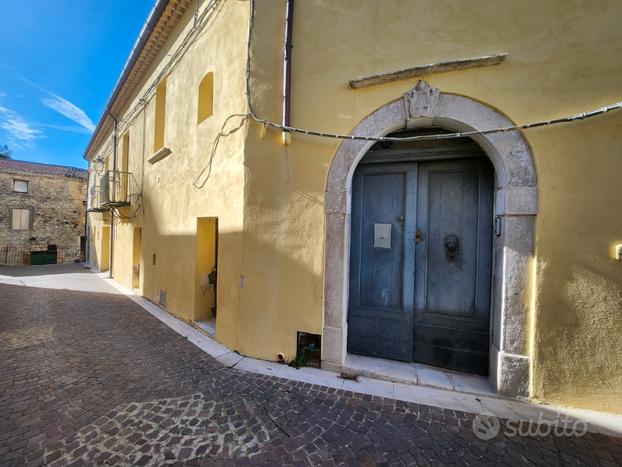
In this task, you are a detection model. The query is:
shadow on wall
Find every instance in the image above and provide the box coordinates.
[131,162,324,356]
[533,249,622,413]
[131,225,323,359]
[529,114,622,414]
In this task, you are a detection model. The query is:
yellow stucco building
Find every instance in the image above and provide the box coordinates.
[86,0,622,414]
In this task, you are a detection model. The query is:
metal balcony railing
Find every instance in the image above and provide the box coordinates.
[100,170,129,207]
[88,170,139,211]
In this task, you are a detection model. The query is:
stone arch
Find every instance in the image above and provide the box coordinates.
[322,81,537,398]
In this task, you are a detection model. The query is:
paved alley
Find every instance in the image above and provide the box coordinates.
[1,264,621,466]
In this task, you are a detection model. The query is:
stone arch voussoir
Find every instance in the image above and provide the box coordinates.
[323,81,537,399]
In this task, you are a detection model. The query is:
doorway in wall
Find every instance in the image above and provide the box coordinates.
[100,225,111,271]
[347,132,494,375]
[132,227,142,289]
[194,217,218,335]
[79,236,86,262]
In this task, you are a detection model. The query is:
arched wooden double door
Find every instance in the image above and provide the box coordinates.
[347,138,494,375]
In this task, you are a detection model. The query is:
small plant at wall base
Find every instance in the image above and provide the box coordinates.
[289,332,322,369]
[289,349,308,369]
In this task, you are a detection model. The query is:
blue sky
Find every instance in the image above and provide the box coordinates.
[0,0,154,169]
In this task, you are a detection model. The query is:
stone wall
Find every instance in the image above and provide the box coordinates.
[0,170,86,263]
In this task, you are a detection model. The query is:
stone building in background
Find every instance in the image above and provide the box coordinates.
[0,156,87,265]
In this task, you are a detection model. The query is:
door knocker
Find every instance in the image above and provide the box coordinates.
[444,234,460,259]
[415,229,423,244]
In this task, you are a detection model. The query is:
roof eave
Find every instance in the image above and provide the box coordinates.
[83,0,170,160]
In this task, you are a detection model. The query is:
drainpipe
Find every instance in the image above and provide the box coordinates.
[83,0,170,161]
[282,0,294,145]
[84,168,90,264]
[107,109,119,279]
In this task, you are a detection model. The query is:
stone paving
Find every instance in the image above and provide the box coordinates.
[1,264,622,466]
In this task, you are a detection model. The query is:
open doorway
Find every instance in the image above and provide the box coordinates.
[132,227,141,289]
[100,225,110,271]
[194,217,218,335]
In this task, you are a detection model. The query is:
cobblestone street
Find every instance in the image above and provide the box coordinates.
[1,265,621,466]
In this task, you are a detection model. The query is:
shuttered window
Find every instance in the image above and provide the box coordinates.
[11,208,30,230]
[198,72,214,123]
[154,78,167,151]
[13,180,28,193]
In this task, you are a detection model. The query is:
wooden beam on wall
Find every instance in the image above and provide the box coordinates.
[349,54,507,89]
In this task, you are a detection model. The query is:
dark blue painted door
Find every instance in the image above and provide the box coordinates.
[348,164,417,361]
[413,159,494,375]
[348,158,494,374]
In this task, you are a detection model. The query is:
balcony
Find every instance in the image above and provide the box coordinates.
[88,170,139,212]
[87,184,106,212]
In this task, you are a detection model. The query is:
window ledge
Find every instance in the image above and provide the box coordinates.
[147,147,172,164]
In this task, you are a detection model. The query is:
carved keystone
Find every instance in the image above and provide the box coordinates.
[403,80,440,119]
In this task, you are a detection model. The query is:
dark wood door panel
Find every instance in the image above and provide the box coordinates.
[348,164,416,362]
[413,158,494,374]
[347,156,494,374]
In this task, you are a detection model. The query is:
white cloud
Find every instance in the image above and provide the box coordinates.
[38,123,92,134]
[41,93,95,132]
[0,106,42,143]
[18,76,95,133]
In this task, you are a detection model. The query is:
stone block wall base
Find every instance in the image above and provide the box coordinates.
[320,360,342,374]
[493,346,531,399]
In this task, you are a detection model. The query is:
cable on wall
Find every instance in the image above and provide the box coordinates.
[244,0,622,143]
[92,0,224,161]
[192,113,248,189]
[93,0,622,195]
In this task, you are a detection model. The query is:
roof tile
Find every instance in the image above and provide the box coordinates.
[0,158,87,179]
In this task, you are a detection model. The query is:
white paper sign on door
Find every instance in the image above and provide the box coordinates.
[374,223,391,249]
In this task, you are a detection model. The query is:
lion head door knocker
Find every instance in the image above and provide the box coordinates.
[443,234,460,260]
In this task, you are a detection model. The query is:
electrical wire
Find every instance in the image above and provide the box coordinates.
[91,0,224,159]
[193,113,248,188]
[244,0,622,142]
[94,0,622,197]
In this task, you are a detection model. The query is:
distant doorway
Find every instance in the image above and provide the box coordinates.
[194,217,218,335]
[132,227,142,289]
[100,225,111,271]
[79,236,86,262]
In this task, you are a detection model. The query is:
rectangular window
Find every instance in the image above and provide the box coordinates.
[11,208,30,230]
[198,72,214,123]
[120,132,130,199]
[13,179,28,193]
[154,78,167,152]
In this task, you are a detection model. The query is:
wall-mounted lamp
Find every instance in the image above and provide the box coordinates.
[92,155,105,174]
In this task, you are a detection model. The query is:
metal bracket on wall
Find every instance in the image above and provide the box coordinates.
[494,216,502,236]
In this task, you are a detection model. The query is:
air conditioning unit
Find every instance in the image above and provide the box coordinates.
[99,172,110,205]
[87,184,96,209]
